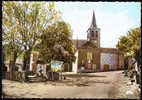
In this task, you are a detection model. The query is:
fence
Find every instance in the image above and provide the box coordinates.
[4,71,26,81]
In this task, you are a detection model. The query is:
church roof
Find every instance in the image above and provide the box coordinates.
[72,39,87,49]
[80,41,97,49]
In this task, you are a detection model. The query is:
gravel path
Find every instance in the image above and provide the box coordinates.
[2,71,140,99]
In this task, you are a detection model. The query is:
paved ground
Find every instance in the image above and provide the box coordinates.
[2,71,140,99]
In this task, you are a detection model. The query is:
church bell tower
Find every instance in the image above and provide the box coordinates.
[87,11,100,48]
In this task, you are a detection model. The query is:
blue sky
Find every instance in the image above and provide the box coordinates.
[54,2,141,48]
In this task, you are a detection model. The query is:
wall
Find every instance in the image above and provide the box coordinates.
[101,53,118,70]
[100,48,124,70]
[77,48,124,72]
[72,50,78,73]
[119,54,124,69]
[63,63,72,72]
[78,48,101,72]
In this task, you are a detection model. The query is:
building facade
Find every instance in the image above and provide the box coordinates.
[72,11,124,72]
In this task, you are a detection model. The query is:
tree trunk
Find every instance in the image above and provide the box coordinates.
[135,50,141,72]
[2,53,6,78]
[135,50,141,84]
[61,63,64,80]
[9,52,18,80]
[52,71,54,81]
[9,61,13,80]
[2,53,5,68]
[23,49,32,72]
[22,49,32,82]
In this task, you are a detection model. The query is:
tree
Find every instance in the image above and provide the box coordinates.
[2,2,62,74]
[116,27,141,67]
[116,27,141,83]
[35,21,76,80]
[128,27,141,67]
[38,21,76,64]
[2,2,24,80]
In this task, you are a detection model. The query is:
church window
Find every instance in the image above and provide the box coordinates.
[87,52,92,61]
[87,52,92,64]
[91,32,94,37]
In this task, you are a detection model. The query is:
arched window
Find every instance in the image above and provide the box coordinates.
[91,31,94,37]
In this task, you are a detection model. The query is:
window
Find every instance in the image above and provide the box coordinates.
[96,31,98,38]
[91,32,94,37]
[87,52,92,64]
[87,52,92,61]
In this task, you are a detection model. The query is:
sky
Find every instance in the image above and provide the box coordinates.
[53,2,141,48]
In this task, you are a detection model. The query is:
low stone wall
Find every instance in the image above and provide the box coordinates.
[4,71,25,81]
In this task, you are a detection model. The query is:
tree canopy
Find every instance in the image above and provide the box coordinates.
[116,27,141,69]
[2,2,61,53]
[116,27,141,57]
[2,1,76,73]
[2,1,63,75]
[37,21,76,63]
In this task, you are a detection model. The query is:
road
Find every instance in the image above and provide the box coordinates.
[2,71,133,99]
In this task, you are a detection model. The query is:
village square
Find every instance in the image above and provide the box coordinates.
[2,1,141,99]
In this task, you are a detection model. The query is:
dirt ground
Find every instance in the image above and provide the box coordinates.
[2,71,140,99]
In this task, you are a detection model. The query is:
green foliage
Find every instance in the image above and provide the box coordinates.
[38,21,76,63]
[116,27,141,71]
[116,27,141,57]
[2,1,61,65]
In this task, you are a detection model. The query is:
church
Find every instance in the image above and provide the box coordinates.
[72,11,124,73]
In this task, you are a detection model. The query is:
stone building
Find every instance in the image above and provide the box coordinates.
[72,11,124,72]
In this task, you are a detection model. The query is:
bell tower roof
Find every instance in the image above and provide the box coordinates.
[90,11,97,28]
[87,10,100,48]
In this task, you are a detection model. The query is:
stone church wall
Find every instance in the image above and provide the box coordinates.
[77,48,124,72]
[100,48,124,70]
[78,48,100,72]
[101,53,118,71]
